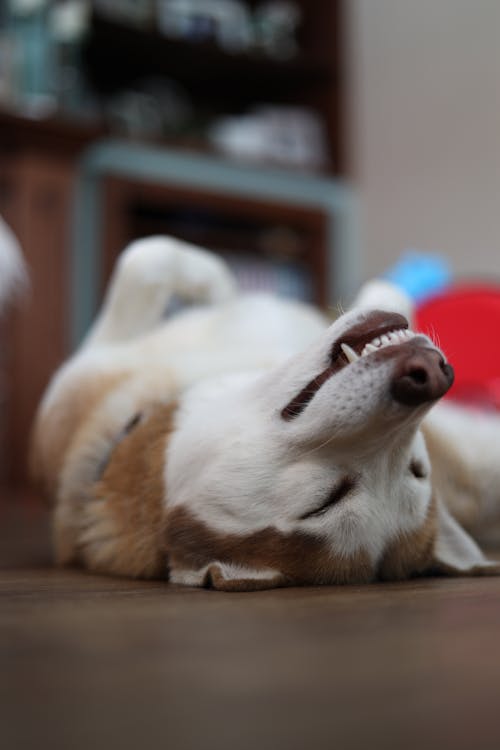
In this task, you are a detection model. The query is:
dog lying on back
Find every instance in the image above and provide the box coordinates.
[31,237,500,590]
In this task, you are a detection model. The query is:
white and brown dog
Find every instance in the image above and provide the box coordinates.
[31,237,500,590]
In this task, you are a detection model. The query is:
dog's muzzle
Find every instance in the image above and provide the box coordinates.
[391,344,454,406]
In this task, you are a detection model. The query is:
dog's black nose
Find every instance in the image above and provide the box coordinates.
[391,348,454,406]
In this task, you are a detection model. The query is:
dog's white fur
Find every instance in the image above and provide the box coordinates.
[32,236,500,589]
[0,217,26,312]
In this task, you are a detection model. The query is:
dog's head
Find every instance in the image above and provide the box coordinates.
[165,307,496,590]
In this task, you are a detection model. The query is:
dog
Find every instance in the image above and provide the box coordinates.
[31,236,500,590]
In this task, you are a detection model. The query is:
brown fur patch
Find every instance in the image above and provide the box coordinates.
[377,495,438,581]
[165,506,373,588]
[30,372,130,501]
[79,403,178,579]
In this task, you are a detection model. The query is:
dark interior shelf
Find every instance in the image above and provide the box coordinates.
[83,12,335,106]
[80,2,345,171]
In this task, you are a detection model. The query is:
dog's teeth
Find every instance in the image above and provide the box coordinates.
[360,329,416,358]
[341,343,359,363]
[361,343,378,356]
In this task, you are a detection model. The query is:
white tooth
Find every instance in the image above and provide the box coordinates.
[362,343,378,356]
[360,329,415,357]
[341,343,359,363]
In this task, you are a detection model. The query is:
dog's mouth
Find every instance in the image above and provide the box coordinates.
[281,311,435,421]
[332,311,410,366]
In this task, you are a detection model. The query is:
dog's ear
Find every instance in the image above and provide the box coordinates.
[170,561,286,591]
[351,279,414,324]
[166,506,289,591]
[205,562,286,591]
[431,499,500,576]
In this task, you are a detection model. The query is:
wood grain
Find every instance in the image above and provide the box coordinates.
[2,494,500,750]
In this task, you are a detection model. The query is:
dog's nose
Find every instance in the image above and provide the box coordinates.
[391,347,454,406]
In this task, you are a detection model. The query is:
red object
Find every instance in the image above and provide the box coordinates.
[415,284,500,409]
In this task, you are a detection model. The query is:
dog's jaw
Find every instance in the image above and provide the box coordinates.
[281,310,453,423]
[281,311,409,421]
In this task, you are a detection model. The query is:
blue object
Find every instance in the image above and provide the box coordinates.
[383,250,451,303]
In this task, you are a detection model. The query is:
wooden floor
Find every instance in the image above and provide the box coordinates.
[2,491,500,750]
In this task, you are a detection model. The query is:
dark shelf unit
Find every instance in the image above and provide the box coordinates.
[82,1,345,171]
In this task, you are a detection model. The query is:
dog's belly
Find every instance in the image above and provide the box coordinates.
[134,292,328,381]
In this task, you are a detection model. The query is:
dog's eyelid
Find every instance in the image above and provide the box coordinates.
[410,459,427,479]
[299,476,356,520]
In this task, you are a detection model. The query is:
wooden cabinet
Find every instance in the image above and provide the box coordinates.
[0,153,71,485]
[0,1,349,488]
[0,113,99,487]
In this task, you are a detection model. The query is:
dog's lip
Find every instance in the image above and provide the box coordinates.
[332,311,409,364]
[281,311,411,421]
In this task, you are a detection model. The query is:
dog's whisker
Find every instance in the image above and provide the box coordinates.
[433,327,442,352]
[293,431,338,462]
[335,300,345,317]
[427,324,438,348]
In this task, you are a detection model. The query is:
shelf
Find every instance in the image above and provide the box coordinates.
[0,107,104,156]
[83,12,335,105]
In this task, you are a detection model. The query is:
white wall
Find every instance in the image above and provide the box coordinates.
[347,0,500,281]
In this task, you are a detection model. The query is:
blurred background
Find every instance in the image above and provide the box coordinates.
[1,0,500,491]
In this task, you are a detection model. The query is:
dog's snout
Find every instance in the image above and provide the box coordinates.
[407,366,428,386]
[391,348,454,406]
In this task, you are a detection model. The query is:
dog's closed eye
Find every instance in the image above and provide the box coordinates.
[410,459,428,480]
[299,476,356,520]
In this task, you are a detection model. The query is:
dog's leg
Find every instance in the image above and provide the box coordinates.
[424,402,500,532]
[83,236,237,347]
